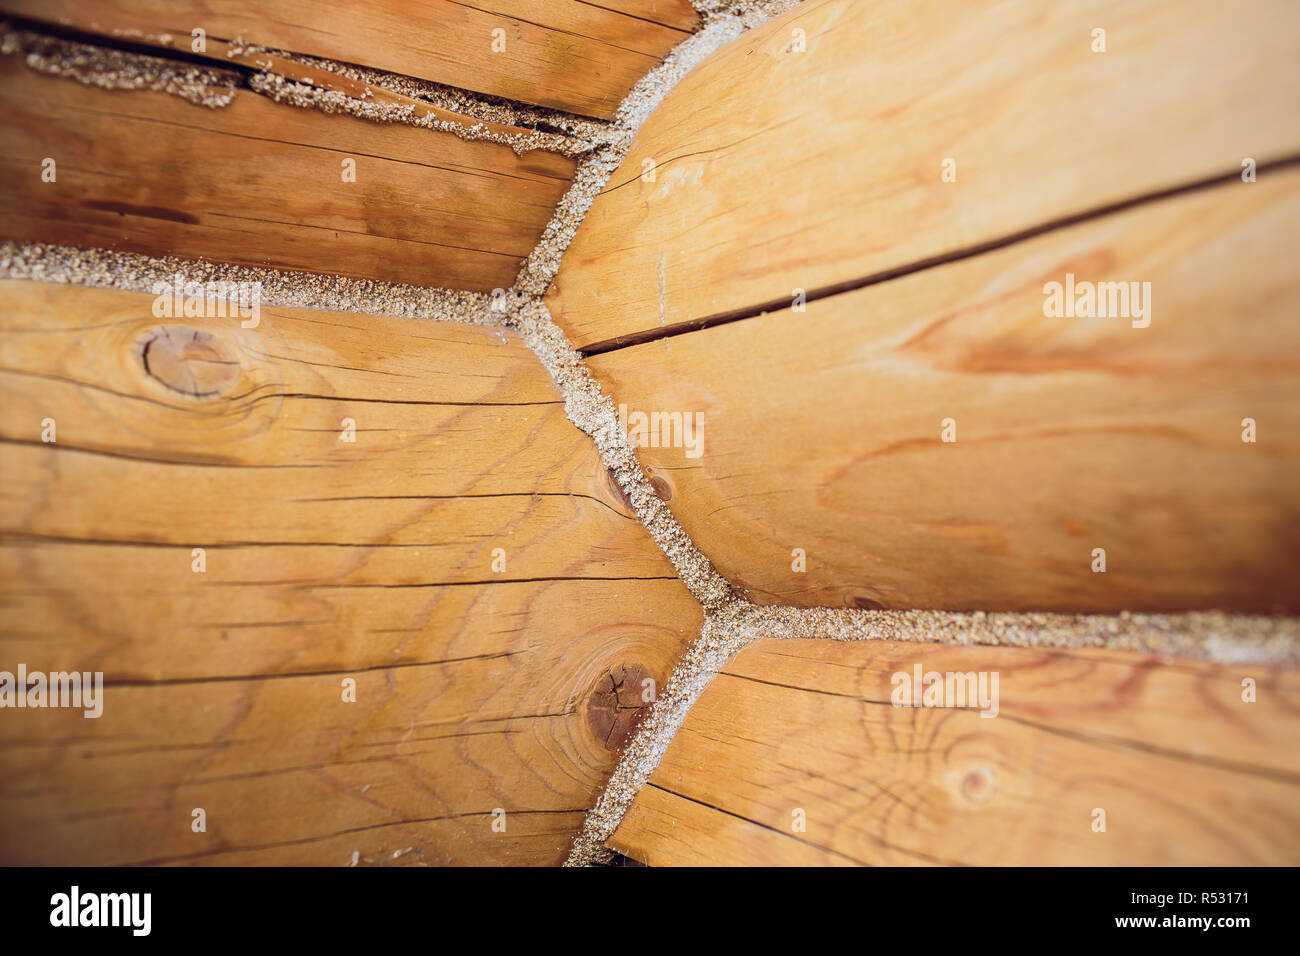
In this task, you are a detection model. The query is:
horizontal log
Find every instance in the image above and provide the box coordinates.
[0,280,702,864]
[549,0,1300,350]
[609,638,1300,865]
[588,171,1300,611]
[0,54,575,289]
[0,0,700,118]
[1,577,698,866]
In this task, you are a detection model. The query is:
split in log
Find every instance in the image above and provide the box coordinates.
[549,0,1300,350]
[588,171,1300,611]
[0,281,703,864]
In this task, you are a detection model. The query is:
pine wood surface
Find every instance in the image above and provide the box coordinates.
[0,0,701,118]
[609,638,1300,865]
[0,280,703,865]
[588,172,1300,611]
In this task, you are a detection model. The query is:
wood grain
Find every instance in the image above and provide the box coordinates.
[0,280,703,865]
[0,0,701,118]
[0,55,575,290]
[548,0,1300,350]
[609,639,1300,865]
[588,171,1300,611]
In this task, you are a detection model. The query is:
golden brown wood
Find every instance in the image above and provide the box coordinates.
[609,639,1300,865]
[0,280,703,865]
[0,55,575,290]
[0,0,701,118]
[589,172,1300,611]
[549,0,1300,350]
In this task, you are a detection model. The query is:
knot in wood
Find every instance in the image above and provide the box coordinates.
[141,326,240,399]
[586,663,653,752]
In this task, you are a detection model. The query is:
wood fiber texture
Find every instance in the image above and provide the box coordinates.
[0,56,576,290]
[550,0,1300,349]
[588,170,1300,611]
[0,281,703,865]
[0,0,701,117]
[610,639,1300,865]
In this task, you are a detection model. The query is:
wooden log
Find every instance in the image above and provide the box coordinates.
[609,639,1300,865]
[588,171,1300,611]
[0,0,701,118]
[0,280,703,865]
[0,54,575,289]
[548,0,1300,350]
